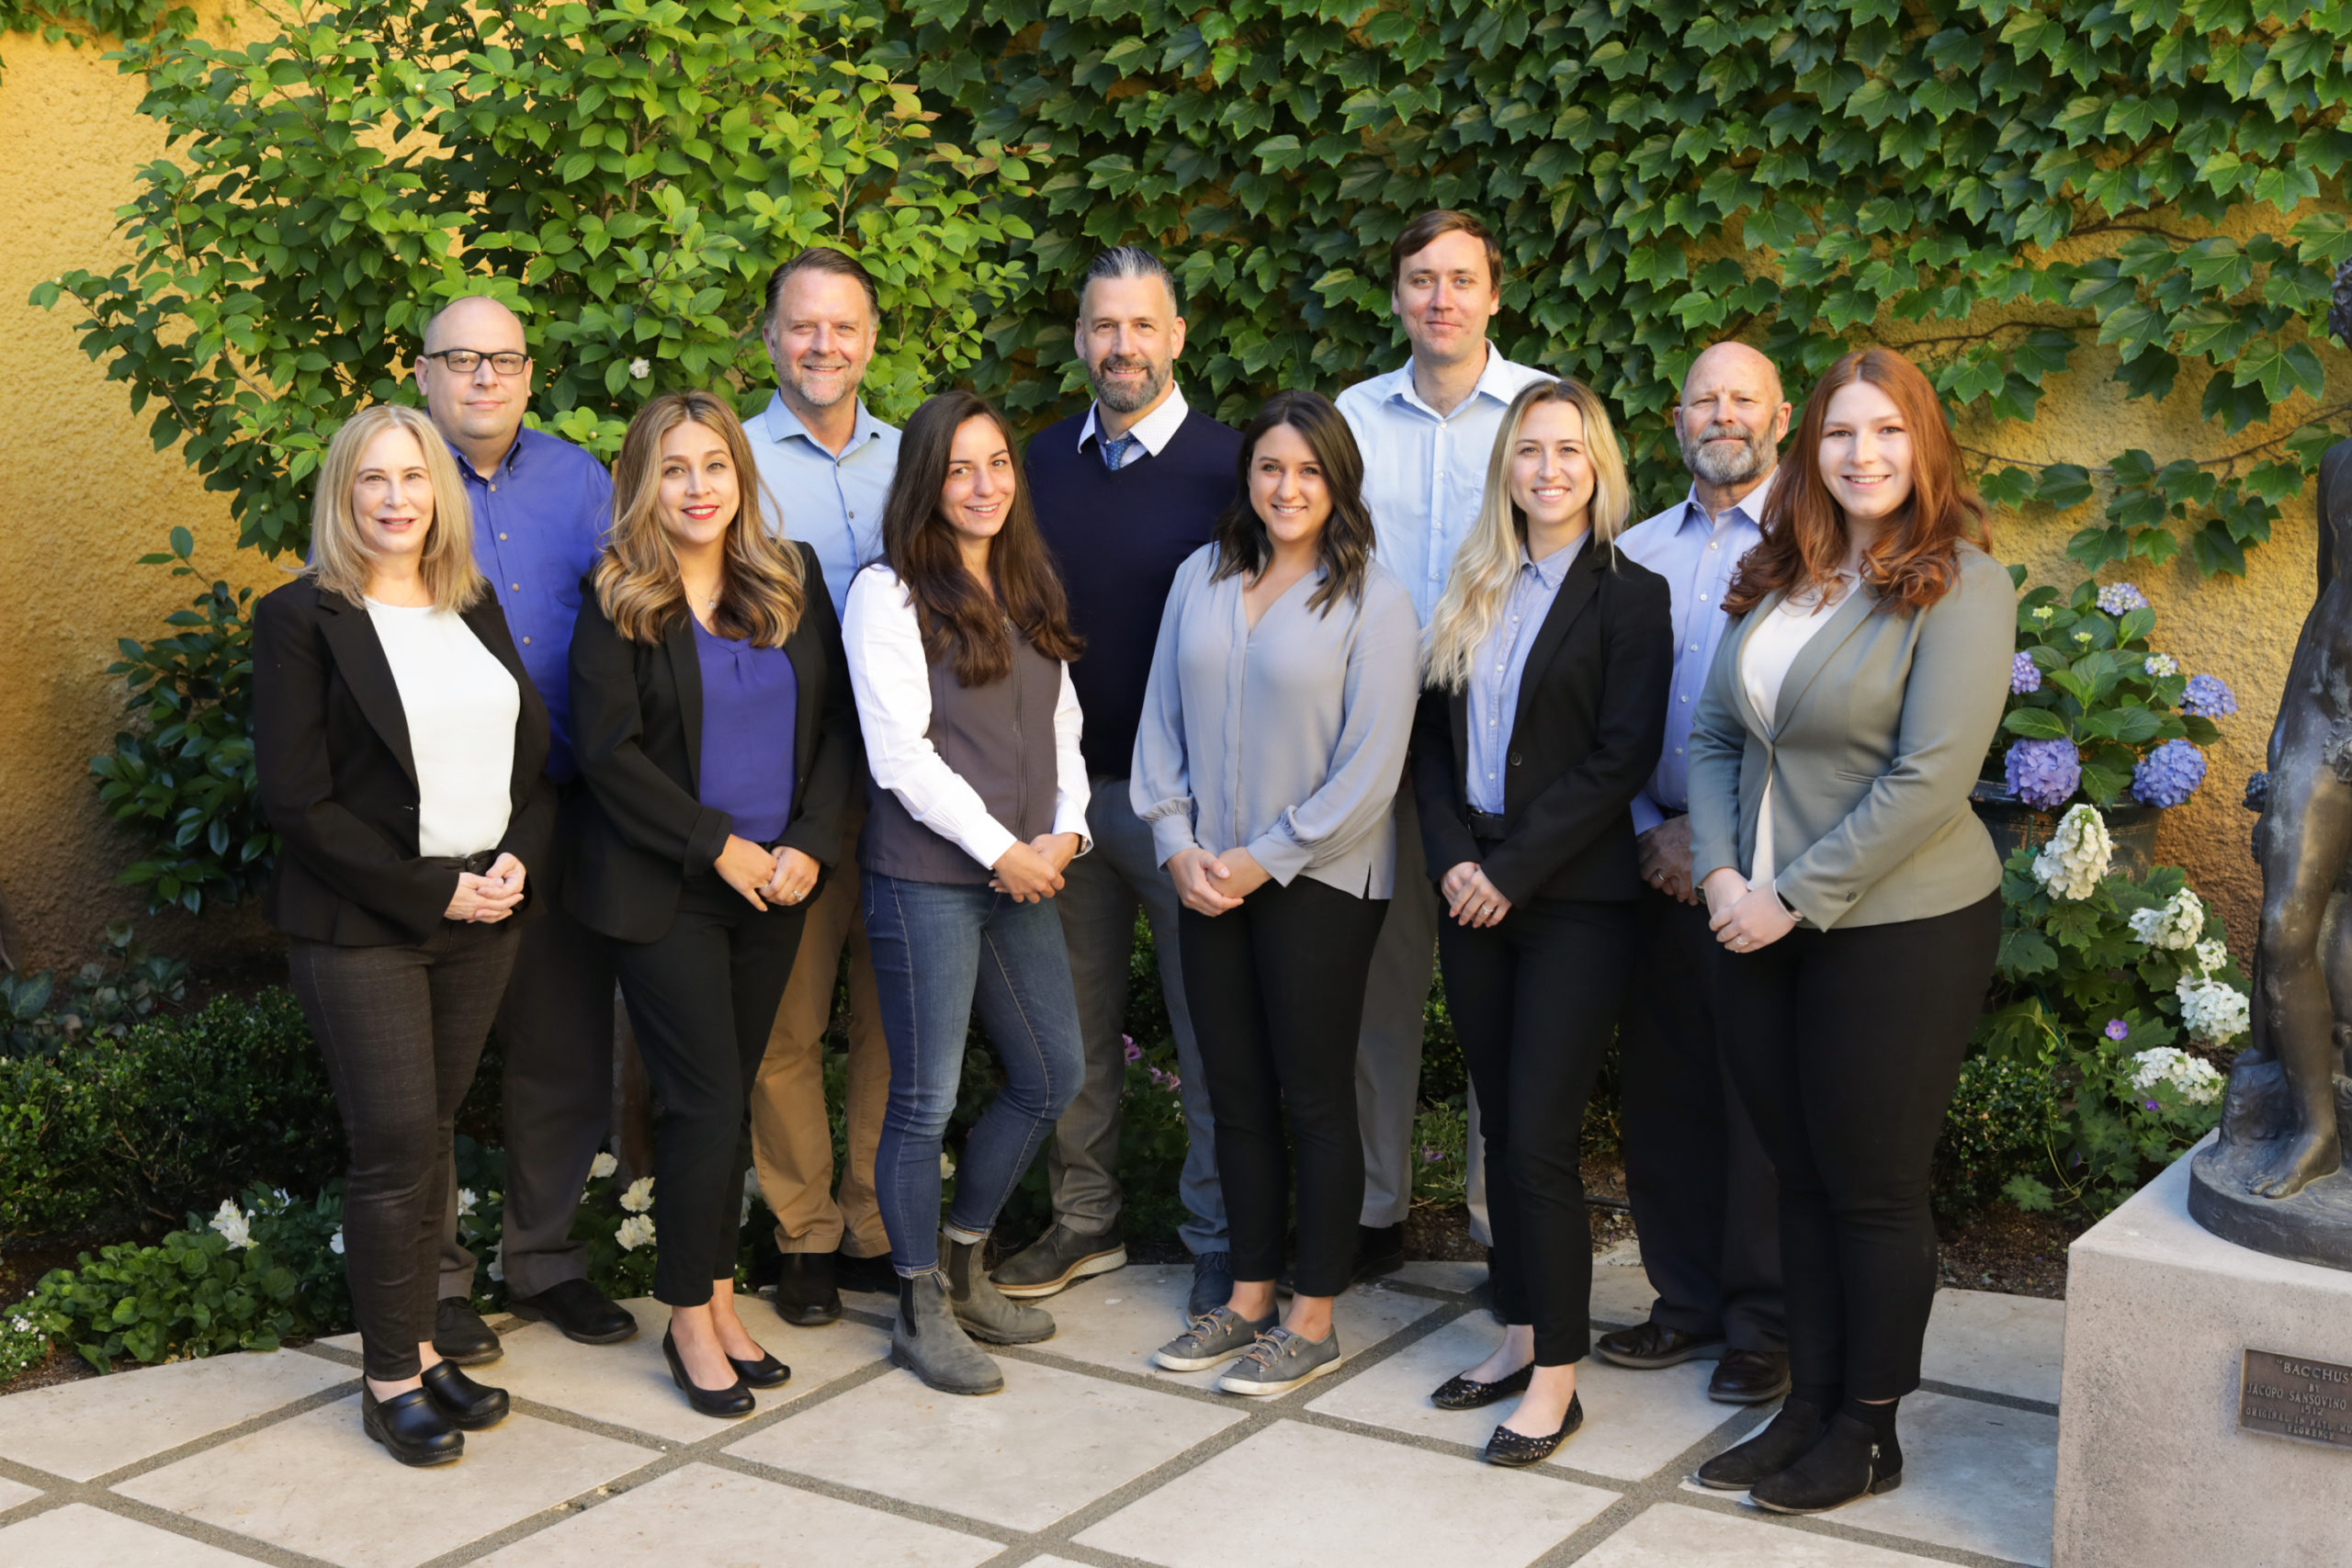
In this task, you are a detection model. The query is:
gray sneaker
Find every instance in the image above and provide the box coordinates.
[1216,1325,1342,1396]
[1153,1305,1275,1372]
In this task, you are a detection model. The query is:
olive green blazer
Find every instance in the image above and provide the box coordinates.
[1687,544,2015,931]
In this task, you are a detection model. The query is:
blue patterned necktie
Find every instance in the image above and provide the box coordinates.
[1101,432,1137,471]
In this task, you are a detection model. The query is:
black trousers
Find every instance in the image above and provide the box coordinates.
[1181,875,1388,1297]
[1442,897,1635,1366]
[1618,884,1784,1351]
[611,872,808,1306]
[1715,894,2000,1402]
[289,920,522,1382]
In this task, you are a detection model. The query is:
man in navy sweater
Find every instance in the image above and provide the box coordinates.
[994,247,1242,1320]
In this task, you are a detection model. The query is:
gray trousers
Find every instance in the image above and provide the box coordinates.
[1046,775,1227,1256]
[1359,781,1489,1236]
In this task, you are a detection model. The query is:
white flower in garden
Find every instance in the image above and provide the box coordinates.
[2177,976,2251,1044]
[2143,653,2177,678]
[741,1170,760,1226]
[2194,938,2229,976]
[619,1177,655,1213]
[2031,805,2111,900]
[2126,887,2204,951]
[328,1227,345,1256]
[2128,1046,2226,1106]
[940,1150,956,1179]
[615,1213,656,1251]
[628,356,651,380]
[458,1188,479,1217]
[209,1199,255,1250]
[590,1151,618,1180]
[487,1240,503,1282]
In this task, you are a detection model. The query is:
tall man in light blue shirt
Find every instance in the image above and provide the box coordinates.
[1335,209,1549,1276]
[745,247,903,1326]
[1606,341,1792,1405]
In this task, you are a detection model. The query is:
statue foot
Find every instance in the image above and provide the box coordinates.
[2247,1131,2344,1200]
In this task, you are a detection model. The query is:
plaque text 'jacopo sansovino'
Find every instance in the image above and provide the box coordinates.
[2240,1349,2352,1450]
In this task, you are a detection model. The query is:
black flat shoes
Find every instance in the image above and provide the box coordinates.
[728,1348,792,1390]
[363,1387,463,1467]
[419,1360,510,1429]
[1430,1362,1533,1411]
[1484,1392,1584,1468]
[664,1330,756,1417]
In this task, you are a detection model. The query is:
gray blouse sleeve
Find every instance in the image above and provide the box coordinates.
[1129,548,1207,868]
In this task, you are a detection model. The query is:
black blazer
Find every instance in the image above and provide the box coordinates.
[1411,539,1673,906]
[252,577,558,946]
[564,541,859,943]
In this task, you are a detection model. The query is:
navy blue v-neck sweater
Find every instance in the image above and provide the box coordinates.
[1028,406,1243,779]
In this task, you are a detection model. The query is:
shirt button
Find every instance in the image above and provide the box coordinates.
[1689,644,1699,651]
[499,532,508,540]
[511,583,520,591]
[522,636,532,645]
[1679,694,1688,702]
[1709,542,1718,550]
[1677,748,1684,755]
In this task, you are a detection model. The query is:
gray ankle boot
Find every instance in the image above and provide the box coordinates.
[944,1232,1057,1345]
[890,1269,1002,1395]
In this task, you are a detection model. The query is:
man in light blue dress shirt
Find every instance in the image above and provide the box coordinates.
[1335,209,1549,1275]
[1608,341,1792,1405]
[744,248,904,1326]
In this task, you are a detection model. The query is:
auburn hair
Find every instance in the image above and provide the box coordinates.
[1211,389,1377,617]
[880,389,1082,685]
[1723,346,1991,616]
[594,390,808,647]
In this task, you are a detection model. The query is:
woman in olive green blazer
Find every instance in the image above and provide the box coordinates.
[1681,348,2014,1517]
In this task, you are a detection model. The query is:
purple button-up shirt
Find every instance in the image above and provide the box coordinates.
[454,427,613,784]
[1616,477,1772,834]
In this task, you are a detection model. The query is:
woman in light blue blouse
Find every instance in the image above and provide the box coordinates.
[1130,389,1420,1397]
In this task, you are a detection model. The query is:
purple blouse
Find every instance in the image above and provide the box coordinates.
[693,617,797,844]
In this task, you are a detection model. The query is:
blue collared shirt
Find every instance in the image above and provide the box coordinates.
[1335,345,1554,626]
[749,392,901,619]
[1466,536,1586,813]
[457,426,614,784]
[1616,476,1773,832]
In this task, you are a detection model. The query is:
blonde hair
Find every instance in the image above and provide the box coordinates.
[1423,378,1629,691]
[305,404,485,612]
[594,390,808,647]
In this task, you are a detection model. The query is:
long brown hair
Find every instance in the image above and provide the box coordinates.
[880,389,1082,685]
[1723,346,1990,615]
[594,390,808,646]
[1211,389,1376,616]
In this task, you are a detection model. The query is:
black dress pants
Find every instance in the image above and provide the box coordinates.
[289,920,522,1382]
[1180,874,1388,1297]
[1618,883,1784,1351]
[611,872,808,1306]
[1714,894,2000,1402]
[1441,897,1635,1367]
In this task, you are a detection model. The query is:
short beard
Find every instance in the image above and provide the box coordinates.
[1091,355,1170,416]
[1679,420,1771,487]
[784,361,856,411]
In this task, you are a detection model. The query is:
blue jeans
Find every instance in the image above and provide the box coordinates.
[863,869,1085,1276]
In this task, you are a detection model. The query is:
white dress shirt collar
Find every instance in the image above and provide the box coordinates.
[1078,381,1192,457]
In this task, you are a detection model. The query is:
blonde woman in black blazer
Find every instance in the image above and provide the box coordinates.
[1411,378,1670,1466]
[254,403,555,1467]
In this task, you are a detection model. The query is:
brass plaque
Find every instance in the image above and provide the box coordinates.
[2240,1349,2352,1450]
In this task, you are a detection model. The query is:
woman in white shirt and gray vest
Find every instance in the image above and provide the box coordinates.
[1685,347,2013,1514]
[1132,389,1420,1397]
[253,404,556,1466]
[842,389,1091,1397]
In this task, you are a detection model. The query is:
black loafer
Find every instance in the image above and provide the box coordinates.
[1431,1362,1532,1411]
[1352,1223,1406,1281]
[362,1386,463,1466]
[419,1359,509,1429]
[663,1330,755,1418]
[770,1252,842,1327]
[1694,1396,1826,1490]
[1592,1320,1724,1370]
[433,1297,503,1366]
[1484,1393,1583,1467]
[1708,1347,1792,1405]
[509,1278,638,1345]
[834,1248,899,1295]
[728,1347,792,1389]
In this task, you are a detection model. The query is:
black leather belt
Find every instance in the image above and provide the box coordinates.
[423,851,498,875]
[1467,809,1508,837]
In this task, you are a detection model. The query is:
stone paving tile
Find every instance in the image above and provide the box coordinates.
[1307,1311,1735,1481]
[728,1355,1240,1531]
[1920,1289,2065,1405]
[1035,1265,1440,1391]
[0,1348,350,1482]
[0,1502,268,1567]
[1575,1502,1961,1566]
[0,1480,38,1514]
[1074,1418,1616,1568]
[470,1461,1000,1568]
[116,1397,652,1568]
[481,1296,888,1444]
[1388,1260,1487,1295]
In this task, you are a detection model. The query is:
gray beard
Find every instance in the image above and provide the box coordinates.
[1680,423,1771,486]
[785,364,856,410]
[1091,357,1170,415]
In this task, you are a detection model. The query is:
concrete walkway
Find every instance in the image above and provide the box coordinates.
[0,1258,2064,1568]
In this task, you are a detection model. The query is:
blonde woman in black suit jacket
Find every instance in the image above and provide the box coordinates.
[254,403,555,1467]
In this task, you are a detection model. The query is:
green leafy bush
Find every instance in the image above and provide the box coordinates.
[0,921,188,1059]
[1933,1054,2064,1222]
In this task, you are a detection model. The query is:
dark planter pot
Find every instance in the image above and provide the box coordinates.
[1969,781,2164,880]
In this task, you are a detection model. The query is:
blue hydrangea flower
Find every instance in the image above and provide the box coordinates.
[2096,582,2150,615]
[2181,673,2236,718]
[2132,739,2208,808]
[2006,738,2082,810]
[2105,1019,2129,1042]
[2010,652,2041,694]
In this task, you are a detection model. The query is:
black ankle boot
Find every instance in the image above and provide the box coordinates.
[1693,1396,1826,1490]
[1748,1405,1904,1514]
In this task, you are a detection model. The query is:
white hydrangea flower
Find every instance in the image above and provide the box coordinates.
[486,1239,503,1282]
[939,1150,957,1179]
[615,1213,657,1251]
[328,1227,345,1256]
[2128,1046,2226,1105]
[741,1169,760,1226]
[2143,653,2178,678]
[619,1177,655,1213]
[209,1199,254,1250]
[2032,804,2112,900]
[457,1188,479,1217]
[2177,976,2251,1044]
[2127,887,2205,951]
[590,1151,619,1180]
[2193,938,2229,976]
[628,356,651,379]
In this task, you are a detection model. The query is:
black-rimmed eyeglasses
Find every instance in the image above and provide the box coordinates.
[421,348,530,376]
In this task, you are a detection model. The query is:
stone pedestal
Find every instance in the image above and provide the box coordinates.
[2056,1135,2352,1567]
